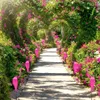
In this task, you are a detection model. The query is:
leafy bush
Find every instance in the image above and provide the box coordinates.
[66,41,76,69]
[0,74,10,100]
[1,46,18,81]
[74,41,100,62]
[0,50,10,100]
[37,29,46,39]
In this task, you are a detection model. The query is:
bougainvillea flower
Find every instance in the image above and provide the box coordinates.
[4,23,7,28]
[1,10,5,15]
[72,7,75,11]
[0,16,2,20]
[97,57,100,63]
[41,39,45,46]
[85,57,94,64]
[29,55,33,62]
[86,72,91,78]
[28,13,32,19]
[73,62,82,74]
[42,0,46,6]
[16,44,20,49]
[98,89,100,96]
[81,44,87,48]
[98,76,100,80]
[63,52,68,61]
[98,26,100,29]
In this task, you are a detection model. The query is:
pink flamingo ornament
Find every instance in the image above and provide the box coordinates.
[35,48,39,58]
[90,77,95,92]
[25,60,30,72]
[12,76,18,91]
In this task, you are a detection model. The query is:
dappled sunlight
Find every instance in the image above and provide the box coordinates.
[0,0,100,100]
[18,48,92,100]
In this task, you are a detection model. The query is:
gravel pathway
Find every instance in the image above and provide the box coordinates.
[17,48,99,100]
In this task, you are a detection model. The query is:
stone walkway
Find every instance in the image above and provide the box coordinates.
[18,48,98,100]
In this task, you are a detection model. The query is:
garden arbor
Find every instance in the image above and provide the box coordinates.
[0,0,100,100]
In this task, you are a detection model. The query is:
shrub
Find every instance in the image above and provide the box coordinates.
[66,41,76,69]
[0,74,10,100]
[37,29,46,39]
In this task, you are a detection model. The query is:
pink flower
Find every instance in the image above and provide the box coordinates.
[86,72,91,78]
[98,89,100,96]
[4,23,7,28]
[28,13,32,19]
[1,10,5,15]
[84,80,87,85]
[80,74,82,77]
[72,7,75,11]
[53,17,56,20]
[98,26,100,29]
[19,50,23,54]
[97,58,100,63]
[42,0,46,6]
[90,77,95,92]
[25,47,29,51]
[38,16,41,19]
[98,76,100,80]
[55,35,59,39]
[85,57,94,64]
[81,44,87,48]
[63,52,68,61]
[16,45,20,49]
[29,55,33,62]
[0,16,2,20]
[73,62,82,74]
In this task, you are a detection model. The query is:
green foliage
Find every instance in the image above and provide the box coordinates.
[96,30,100,40]
[1,1,23,46]
[0,74,10,100]
[66,41,76,69]
[37,29,46,39]
[74,41,100,62]
[75,1,97,47]
[1,46,18,81]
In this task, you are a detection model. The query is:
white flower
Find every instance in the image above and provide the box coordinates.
[94,51,99,55]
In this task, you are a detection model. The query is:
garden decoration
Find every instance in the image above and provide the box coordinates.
[35,48,39,58]
[0,0,100,99]
[90,77,95,92]
[25,60,30,72]
[12,76,18,91]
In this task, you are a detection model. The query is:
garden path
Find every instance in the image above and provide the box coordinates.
[18,48,98,100]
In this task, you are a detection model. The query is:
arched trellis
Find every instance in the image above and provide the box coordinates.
[1,0,99,48]
[19,10,33,45]
[1,1,24,46]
